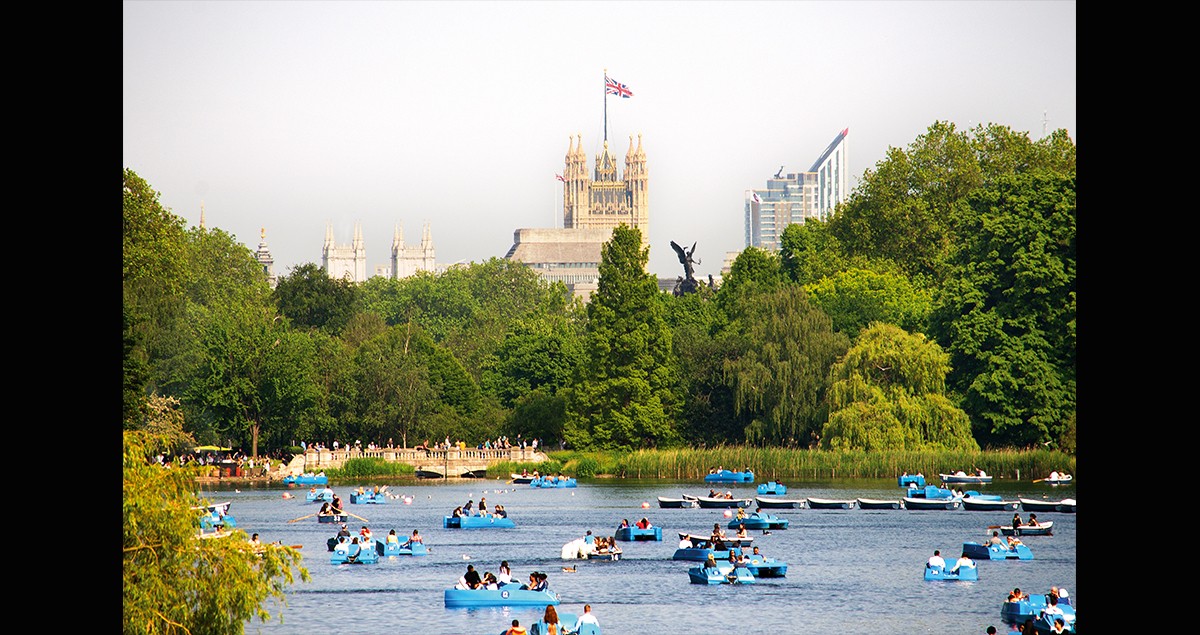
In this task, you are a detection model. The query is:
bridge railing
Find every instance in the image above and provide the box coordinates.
[302,446,546,470]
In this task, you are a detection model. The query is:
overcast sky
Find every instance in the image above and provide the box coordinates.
[123,1,1075,279]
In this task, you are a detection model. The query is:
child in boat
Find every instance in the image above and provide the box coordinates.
[503,619,526,635]
[636,517,650,529]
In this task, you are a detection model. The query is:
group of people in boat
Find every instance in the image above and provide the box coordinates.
[707,466,752,475]
[317,495,344,516]
[706,489,735,499]
[1012,513,1041,528]
[1004,586,1071,634]
[988,530,1025,550]
[504,604,600,635]
[455,562,547,592]
[926,549,976,574]
[451,497,508,518]
[617,517,654,530]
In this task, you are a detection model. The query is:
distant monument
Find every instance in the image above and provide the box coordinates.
[670,240,700,296]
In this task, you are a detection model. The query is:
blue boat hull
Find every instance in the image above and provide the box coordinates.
[349,492,387,504]
[672,546,746,562]
[687,565,756,584]
[704,470,755,483]
[962,541,1034,560]
[615,526,662,541]
[924,564,978,581]
[898,474,926,488]
[443,515,515,528]
[756,482,787,495]
[306,491,335,502]
[331,540,379,564]
[285,474,329,486]
[379,541,428,556]
[728,515,788,530]
[530,477,577,488]
[744,557,787,577]
[443,585,559,607]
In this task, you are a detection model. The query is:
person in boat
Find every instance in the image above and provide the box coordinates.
[1007,587,1026,602]
[1048,470,1059,481]
[331,494,343,514]
[463,499,474,515]
[542,605,563,635]
[1027,513,1040,527]
[712,535,727,552]
[679,535,693,549]
[583,530,595,546]
[497,560,512,584]
[530,572,549,592]
[494,504,508,518]
[1048,618,1067,634]
[704,552,718,570]
[1006,535,1024,550]
[907,480,918,490]
[458,564,482,589]
[976,467,987,477]
[752,507,765,519]
[321,484,335,498]
[309,486,318,496]
[386,529,400,544]
[1011,512,1023,528]
[406,529,423,545]
[503,619,527,635]
[711,523,727,541]
[618,518,630,529]
[359,526,372,542]
[736,523,748,538]
[1041,594,1065,620]
[345,536,362,562]
[724,491,734,499]
[708,488,718,498]
[988,531,1005,547]
[249,533,262,547]
[949,551,976,575]
[927,549,946,569]
[727,550,740,567]
[337,522,351,538]
[452,506,464,518]
[955,470,967,477]
[735,507,748,521]
[636,517,651,529]
[318,502,333,516]
[571,604,600,634]
[737,551,751,566]
[482,571,499,590]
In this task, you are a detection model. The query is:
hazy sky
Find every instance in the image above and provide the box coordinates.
[123,1,1076,279]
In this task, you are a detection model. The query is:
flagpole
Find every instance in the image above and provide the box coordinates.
[603,68,608,143]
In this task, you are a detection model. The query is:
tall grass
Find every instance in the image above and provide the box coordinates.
[544,447,1074,481]
[323,449,1074,481]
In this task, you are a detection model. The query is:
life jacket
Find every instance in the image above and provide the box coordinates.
[504,627,527,635]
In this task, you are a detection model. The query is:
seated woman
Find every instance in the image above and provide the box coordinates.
[736,524,748,538]
[636,517,650,529]
[1006,535,1024,549]
[494,505,508,518]
[407,529,423,545]
[618,519,630,529]
[452,506,464,518]
[704,553,718,570]
[1011,513,1023,528]
[386,529,400,544]
[318,502,333,516]
[1027,514,1040,527]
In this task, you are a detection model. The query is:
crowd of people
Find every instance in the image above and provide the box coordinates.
[450,497,508,519]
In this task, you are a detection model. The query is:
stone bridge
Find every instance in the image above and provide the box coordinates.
[300,446,548,478]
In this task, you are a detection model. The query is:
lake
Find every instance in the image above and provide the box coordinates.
[201,478,1076,634]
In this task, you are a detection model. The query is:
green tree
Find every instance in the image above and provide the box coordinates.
[123,430,308,634]
[821,322,977,451]
[805,267,932,339]
[350,323,439,448]
[567,225,678,449]
[723,287,850,446]
[124,304,151,428]
[929,170,1076,448]
[716,246,786,320]
[273,263,361,335]
[778,220,850,286]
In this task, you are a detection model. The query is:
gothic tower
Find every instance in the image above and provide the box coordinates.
[562,133,649,254]
[322,221,367,282]
[253,226,277,288]
[391,221,436,279]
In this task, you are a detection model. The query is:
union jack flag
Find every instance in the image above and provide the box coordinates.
[605,75,633,98]
[555,174,566,182]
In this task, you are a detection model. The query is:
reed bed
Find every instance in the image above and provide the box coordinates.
[543,447,1074,481]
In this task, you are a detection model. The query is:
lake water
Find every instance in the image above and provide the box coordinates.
[201,478,1076,635]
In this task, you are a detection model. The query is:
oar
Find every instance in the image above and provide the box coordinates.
[1031,478,1046,483]
[342,511,370,523]
[288,513,318,523]
[986,525,1003,529]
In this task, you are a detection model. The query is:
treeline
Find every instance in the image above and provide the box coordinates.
[123,121,1075,457]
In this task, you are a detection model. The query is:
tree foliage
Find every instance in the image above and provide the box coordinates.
[822,323,977,451]
[567,225,678,449]
[273,262,361,335]
[805,267,932,339]
[123,430,309,634]
[722,286,850,446]
[929,170,1076,447]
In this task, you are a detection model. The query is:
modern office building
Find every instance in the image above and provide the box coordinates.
[745,128,849,251]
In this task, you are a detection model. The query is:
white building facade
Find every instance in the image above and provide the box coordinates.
[745,128,849,251]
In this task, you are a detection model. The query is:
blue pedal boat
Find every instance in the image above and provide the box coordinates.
[728,512,789,530]
[444,584,559,608]
[705,469,755,484]
[330,539,379,564]
[349,491,387,504]
[743,554,788,577]
[443,514,516,528]
[756,481,787,495]
[1001,594,1075,627]
[378,540,429,556]
[306,490,335,502]
[898,474,926,488]
[908,485,957,499]
[530,477,577,488]
[962,541,1034,560]
[688,564,756,584]
[284,473,328,486]
[924,563,978,581]
[615,526,662,541]
[196,502,236,530]
[672,533,754,561]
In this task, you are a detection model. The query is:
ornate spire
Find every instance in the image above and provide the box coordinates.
[422,221,433,248]
[199,202,206,229]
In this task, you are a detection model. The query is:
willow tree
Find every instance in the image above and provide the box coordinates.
[123,428,309,634]
[567,225,678,449]
[723,286,850,447]
[821,322,976,451]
